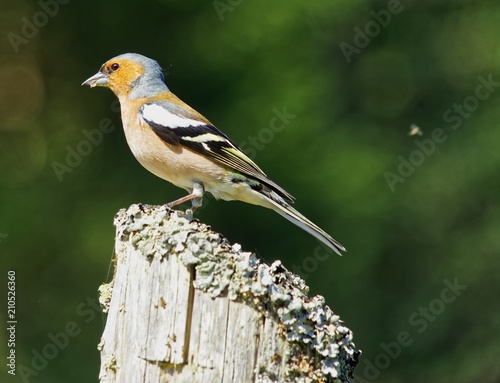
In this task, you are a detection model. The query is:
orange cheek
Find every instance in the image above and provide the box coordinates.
[108,78,132,95]
[108,63,144,95]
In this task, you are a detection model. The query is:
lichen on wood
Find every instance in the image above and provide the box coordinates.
[98,204,359,383]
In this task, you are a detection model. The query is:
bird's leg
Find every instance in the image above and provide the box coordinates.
[166,181,205,212]
[189,182,205,212]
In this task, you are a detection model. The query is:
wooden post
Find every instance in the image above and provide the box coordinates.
[98,204,360,383]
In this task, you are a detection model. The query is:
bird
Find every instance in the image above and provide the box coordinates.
[82,53,345,255]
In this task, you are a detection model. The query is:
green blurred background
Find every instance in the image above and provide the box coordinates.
[1,0,500,382]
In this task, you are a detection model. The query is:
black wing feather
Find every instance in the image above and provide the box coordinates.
[140,102,294,203]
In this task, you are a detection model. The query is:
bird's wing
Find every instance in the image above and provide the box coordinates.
[139,101,295,203]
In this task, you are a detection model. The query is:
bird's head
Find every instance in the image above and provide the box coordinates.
[82,53,168,99]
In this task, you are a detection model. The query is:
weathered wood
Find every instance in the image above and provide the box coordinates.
[98,204,359,383]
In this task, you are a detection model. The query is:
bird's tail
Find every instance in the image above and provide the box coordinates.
[265,197,346,255]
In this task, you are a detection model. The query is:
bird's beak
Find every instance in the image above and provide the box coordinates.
[82,72,108,88]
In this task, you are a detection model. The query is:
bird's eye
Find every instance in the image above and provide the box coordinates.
[110,63,120,71]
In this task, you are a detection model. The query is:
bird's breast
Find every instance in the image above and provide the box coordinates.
[120,106,230,193]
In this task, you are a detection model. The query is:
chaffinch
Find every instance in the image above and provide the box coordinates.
[82,53,345,255]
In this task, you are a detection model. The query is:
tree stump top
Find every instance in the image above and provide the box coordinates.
[99,204,360,383]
